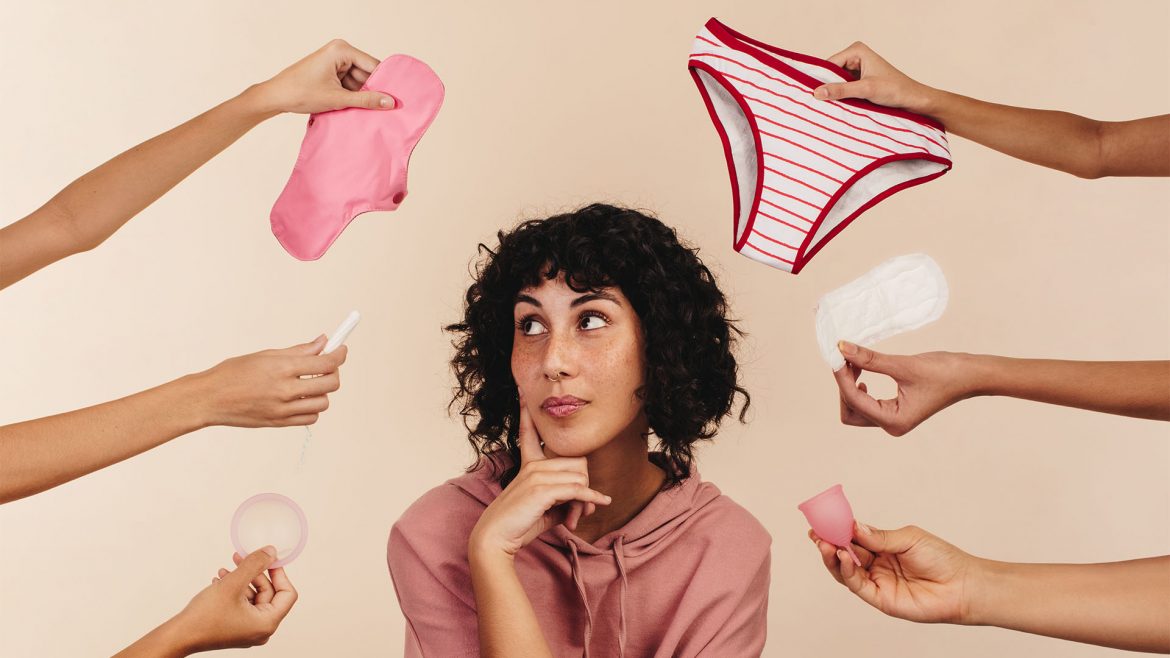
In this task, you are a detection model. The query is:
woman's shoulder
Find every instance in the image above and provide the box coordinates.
[688,482,773,554]
[388,463,504,561]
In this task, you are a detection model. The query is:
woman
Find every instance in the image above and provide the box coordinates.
[388,204,771,657]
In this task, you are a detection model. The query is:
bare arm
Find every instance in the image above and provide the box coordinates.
[834,343,1169,437]
[0,39,395,291]
[0,338,346,505]
[972,556,1170,653]
[812,523,1170,653]
[468,550,555,658]
[812,42,1170,179]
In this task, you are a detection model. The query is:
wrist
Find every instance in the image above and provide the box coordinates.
[953,352,996,399]
[962,556,1007,627]
[468,531,514,570]
[168,370,219,430]
[915,85,949,119]
[235,83,283,122]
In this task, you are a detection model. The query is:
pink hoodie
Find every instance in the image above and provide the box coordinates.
[387,455,771,657]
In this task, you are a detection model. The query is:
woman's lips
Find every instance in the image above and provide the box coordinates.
[541,396,588,418]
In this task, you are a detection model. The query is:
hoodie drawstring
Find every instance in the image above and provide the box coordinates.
[568,542,594,658]
[613,536,629,658]
[569,537,630,658]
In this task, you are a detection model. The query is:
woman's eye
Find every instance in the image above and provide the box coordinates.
[579,313,608,330]
[518,318,547,335]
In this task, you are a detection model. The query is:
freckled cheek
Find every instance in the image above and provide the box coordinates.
[510,345,541,385]
[587,339,645,405]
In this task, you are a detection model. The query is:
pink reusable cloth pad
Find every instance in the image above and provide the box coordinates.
[798,483,862,566]
[271,54,444,260]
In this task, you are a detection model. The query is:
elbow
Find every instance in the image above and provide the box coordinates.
[1070,121,1108,179]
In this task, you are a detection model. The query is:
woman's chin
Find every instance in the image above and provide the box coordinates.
[537,428,605,458]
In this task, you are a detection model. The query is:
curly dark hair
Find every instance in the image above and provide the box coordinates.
[446,203,750,488]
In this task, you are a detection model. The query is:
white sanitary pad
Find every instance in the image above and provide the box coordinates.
[815,253,949,370]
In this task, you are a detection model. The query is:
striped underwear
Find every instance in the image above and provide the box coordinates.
[688,18,952,274]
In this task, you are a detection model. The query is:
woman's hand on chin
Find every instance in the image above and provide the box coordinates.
[468,387,612,561]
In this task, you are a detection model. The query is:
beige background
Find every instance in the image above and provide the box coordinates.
[2,1,1168,656]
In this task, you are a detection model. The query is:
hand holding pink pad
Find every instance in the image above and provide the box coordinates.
[271,54,445,260]
[798,483,861,566]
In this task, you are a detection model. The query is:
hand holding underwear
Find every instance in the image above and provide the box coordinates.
[812,41,937,112]
[810,521,976,624]
[468,387,611,559]
[191,335,347,428]
[248,39,397,115]
[834,342,973,437]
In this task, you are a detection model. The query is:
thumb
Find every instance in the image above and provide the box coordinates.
[853,522,920,555]
[336,90,395,110]
[813,80,870,101]
[838,341,901,377]
[222,546,277,589]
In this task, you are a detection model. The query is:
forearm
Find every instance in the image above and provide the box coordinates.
[0,373,211,504]
[966,355,1170,421]
[920,89,1105,178]
[0,87,274,289]
[113,618,190,658]
[968,556,1170,653]
[469,548,554,658]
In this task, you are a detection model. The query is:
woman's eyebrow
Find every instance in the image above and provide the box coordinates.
[515,293,541,307]
[571,291,621,308]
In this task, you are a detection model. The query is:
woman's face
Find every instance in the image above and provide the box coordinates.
[511,275,648,457]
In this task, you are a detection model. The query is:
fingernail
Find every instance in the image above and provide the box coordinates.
[604,495,612,503]
[857,521,872,535]
[261,545,277,558]
[379,96,394,108]
[836,549,849,562]
[813,87,827,99]
[838,340,857,356]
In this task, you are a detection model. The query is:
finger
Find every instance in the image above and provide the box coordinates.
[292,346,347,376]
[516,387,546,464]
[348,66,371,84]
[283,395,329,417]
[221,547,277,591]
[295,371,341,397]
[218,568,230,579]
[276,413,320,427]
[341,73,363,92]
[332,40,380,74]
[839,341,904,378]
[252,571,275,606]
[583,502,597,517]
[211,576,220,584]
[332,89,395,110]
[813,537,844,585]
[825,42,867,69]
[837,548,881,608]
[833,365,889,426]
[565,501,584,531]
[813,79,875,101]
[284,335,327,356]
[526,456,588,474]
[537,483,612,510]
[853,521,920,555]
[267,567,299,617]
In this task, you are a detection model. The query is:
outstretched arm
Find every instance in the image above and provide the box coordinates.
[0,39,395,290]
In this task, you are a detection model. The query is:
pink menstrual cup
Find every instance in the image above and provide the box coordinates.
[798,484,861,566]
[231,493,308,568]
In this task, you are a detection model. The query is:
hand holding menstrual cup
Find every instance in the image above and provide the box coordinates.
[798,484,861,566]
